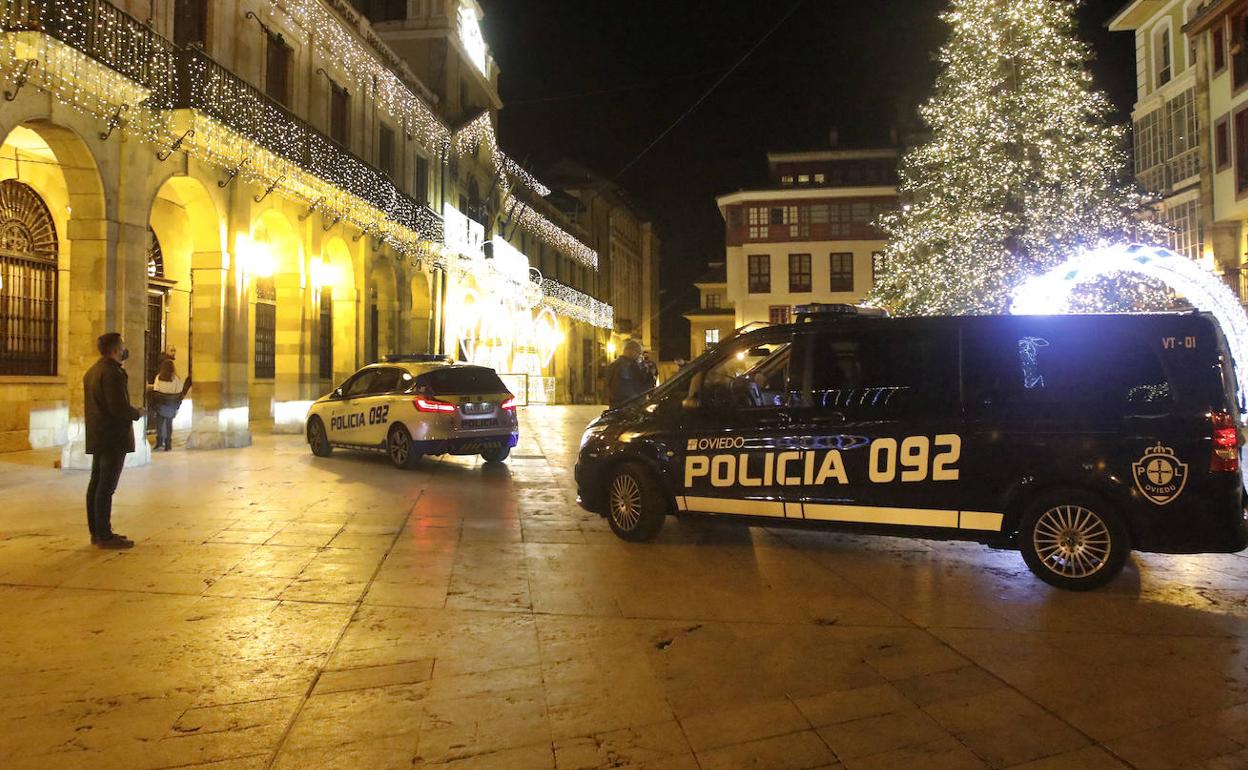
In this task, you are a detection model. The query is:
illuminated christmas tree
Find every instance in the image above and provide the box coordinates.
[870,0,1165,315]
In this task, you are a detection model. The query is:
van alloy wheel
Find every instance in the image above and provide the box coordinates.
[387,426,419,469]
[609,474,643,531]
[1031,504,1112,579]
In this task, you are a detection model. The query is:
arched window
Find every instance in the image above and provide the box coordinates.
[0,180,58,375]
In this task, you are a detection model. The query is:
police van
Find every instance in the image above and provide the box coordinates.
[306,355,518,468]
[575,305,1248,590]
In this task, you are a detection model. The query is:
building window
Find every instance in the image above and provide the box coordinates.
[789,253,812,292]
[830,252,854,292]
[1214,23,1227,74]
[174,0,208,48]
[1217,116,1231,170]
[1236,107,1248,194]
[254,299,276,380]
[705,292,721,309]
[328,80,350,147]
[769,306,790,325]
[748,254,771,293]
[264,30,292,106]
[748,207,768,240]
[797,174,810,184]
[318,288,333,380]
[705,328,720,347]
[378,124,396,179]
[0,180,58,376]
[1161,199,1202,262]
[780,175,794,186]
[813,173,825,184]
[416,154,430,205]
[1186,2,1201,68]
[1154,24,1172,87]
[1233,12,1248,90]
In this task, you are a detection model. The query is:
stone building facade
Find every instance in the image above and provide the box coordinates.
[0,0,626,460]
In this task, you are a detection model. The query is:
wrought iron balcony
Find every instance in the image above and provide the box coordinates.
[163,49,442,243]
[0,0,175,93]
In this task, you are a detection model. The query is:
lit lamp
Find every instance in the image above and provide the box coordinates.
[606,340,617,359]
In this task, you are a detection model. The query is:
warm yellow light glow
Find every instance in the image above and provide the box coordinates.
[606,340,617,358]
[237,236,276,278]
[310,259,340,288]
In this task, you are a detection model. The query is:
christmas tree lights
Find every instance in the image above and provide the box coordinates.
[869,0,1167,316]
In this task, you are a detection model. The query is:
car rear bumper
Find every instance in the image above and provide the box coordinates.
[413,432,518,457]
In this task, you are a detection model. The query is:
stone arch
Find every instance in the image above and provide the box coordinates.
[367,254,398,362]
[0,120,110,457]
[410,267,435,354]
[1011,243,1248,397]
[320,235,358,383]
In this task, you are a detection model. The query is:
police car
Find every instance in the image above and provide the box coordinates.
[575,305,1248,590]
[306,355,518,468]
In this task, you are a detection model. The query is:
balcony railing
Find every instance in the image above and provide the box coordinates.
[0,0,175,93]
[162,49,442,243]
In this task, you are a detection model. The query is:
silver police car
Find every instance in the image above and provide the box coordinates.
[306,355,518,468]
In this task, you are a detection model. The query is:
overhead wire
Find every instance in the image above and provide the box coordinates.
[610,0,808,182]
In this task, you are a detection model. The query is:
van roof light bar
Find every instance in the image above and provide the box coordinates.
[794,303,889,321]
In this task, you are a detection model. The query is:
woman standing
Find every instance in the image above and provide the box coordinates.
[148,358,189,451]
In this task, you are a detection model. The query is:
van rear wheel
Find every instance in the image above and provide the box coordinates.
[1018,489,1129,591]
[387,425,421,469]
[606,463,667,542]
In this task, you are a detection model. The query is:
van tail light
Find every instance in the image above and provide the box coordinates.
[501,396,518,411]
[414,396,457,414]
[1211,411,1240,473]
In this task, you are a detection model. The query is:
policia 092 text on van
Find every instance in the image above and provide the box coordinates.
[575,305,1248,590]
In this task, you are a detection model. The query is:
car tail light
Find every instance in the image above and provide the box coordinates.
[1211,411,1240,473]
[501,396,518,411]
[414,396,457,414]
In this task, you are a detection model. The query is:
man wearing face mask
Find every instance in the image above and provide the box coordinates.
[83,332,142,549]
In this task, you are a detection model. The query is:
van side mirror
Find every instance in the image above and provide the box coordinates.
[332,387,343,399]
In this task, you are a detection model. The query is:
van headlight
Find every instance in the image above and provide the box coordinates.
[580,424,607,450]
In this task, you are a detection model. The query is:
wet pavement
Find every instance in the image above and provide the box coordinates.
[0,405,1246,769]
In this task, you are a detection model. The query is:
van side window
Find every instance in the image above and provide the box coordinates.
[804,328,959,415]
[971,326,1171,415]
[699,343,792,410]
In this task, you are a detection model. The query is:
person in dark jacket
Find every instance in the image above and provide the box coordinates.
[605,340,649,408]
[84,332,142,549]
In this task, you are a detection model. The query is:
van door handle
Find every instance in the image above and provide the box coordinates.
[809,412,847,426]
[757,413,792,429]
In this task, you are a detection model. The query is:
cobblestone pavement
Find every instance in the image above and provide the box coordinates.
[1,406,1246,769]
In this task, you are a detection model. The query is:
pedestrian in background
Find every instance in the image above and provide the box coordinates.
[606,340,648,408]
[83,333,141,549]
[640,350,658,389]
[148,357,189,451]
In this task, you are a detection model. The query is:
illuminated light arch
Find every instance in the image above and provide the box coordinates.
[1010,243,1248,399]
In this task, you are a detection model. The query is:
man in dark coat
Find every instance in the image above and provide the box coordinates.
[84,332,142,549]
[605,340,649,408]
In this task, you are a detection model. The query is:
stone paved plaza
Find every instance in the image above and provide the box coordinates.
[0,406,1246,769]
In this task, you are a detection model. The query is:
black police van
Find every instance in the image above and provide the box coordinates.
[575,305,1248,590]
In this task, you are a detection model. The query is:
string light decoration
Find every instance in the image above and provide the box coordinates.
[1011,243,1248,398]
[868,0,1168,316]
[267,0,449,151]
[453,112,551,197]
[538,277,613,329]
[0,0,173,136]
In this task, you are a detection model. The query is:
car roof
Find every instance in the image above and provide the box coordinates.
[356,361,491,377]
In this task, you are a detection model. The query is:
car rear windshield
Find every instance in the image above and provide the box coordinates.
[417,367,509,396]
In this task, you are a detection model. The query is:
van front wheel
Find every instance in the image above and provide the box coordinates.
[1018,490,1130,591]
[606,463,667,542]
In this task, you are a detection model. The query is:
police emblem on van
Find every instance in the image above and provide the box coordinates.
[1132,443,1188,505]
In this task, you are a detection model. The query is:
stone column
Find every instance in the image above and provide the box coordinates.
[272,269,309,433]
[187,249,252,449]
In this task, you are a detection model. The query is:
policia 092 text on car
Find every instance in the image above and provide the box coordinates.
[575,305,1248,590]
[306,356,518,468]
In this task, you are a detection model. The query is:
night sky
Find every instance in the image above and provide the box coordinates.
[478,0,1136,359]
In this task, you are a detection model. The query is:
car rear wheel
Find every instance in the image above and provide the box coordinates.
[481,445,510,463]
[308,418,332,457]
[387,425,421,469]
[1018,489,1129,591]
[606,462,666,542]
